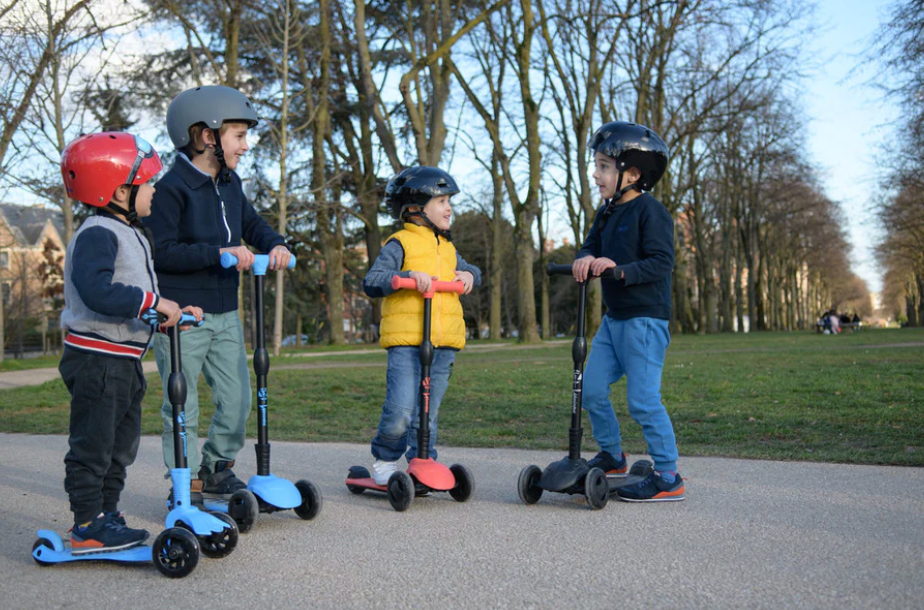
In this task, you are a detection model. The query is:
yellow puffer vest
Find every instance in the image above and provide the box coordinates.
[380,223,466,350]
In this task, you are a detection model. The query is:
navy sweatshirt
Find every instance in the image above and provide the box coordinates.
[144,155,286,313]
[576,192,674,321]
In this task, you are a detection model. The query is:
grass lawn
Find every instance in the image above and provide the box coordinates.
[1,328,921,466]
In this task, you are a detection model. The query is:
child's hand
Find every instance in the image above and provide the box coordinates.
[589,257,617,277]
[454,270,474,294]
[573,255,596,282]
[408,271,434,294]
[267,245,291,270]
[219,245,255,270]
[179,305,204,330]
[155,298,183,327]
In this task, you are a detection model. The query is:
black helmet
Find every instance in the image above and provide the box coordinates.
[385,166,460,220]
[588,121,669,191]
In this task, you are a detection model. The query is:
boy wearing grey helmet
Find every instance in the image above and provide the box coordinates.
[144,85,291,503]
[572,121,685,502]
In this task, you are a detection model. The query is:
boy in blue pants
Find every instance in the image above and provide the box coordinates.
[362,166,481,485]
[573,121,685,502]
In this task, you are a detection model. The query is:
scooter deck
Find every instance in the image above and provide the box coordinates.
[346,476,387,492]
[607,459,654,494]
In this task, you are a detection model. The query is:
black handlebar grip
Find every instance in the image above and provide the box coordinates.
[546,262,574,276]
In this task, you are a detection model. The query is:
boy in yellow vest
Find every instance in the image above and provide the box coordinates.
[363,166,482,485]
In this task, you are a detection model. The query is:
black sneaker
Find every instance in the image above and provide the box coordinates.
[587,451,628,478]
[70,513,149,554]
[616,471,685,502]
[200,460,248,497]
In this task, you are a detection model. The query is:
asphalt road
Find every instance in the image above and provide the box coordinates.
[1,433,922,609]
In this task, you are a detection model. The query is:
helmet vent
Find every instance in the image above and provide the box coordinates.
[69,171,76,179]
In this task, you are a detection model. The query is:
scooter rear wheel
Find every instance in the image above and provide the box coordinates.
[294,479,323,520]
[153,527,199,578]
[449,463,475,502]
[585,467,609,510]
[518,465,543,505]
[387,471,414,512]
[32,538,55,566]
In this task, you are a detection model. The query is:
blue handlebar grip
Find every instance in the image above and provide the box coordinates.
[220,252,296,275]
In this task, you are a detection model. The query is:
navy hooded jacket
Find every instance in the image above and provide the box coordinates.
[576,193,674,321]
[144,155,285,313]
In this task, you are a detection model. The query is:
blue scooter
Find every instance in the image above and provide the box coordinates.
[213,252,322,527]
[32,312,236,577]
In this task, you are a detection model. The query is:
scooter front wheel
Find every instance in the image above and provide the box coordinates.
[228,489,259,533]
[387,471,414,512]
[197,512,239,558]
[347,466,370,494]
[518,465,543,505]
[153,527,199,578]
[449,463,475,502]
[294,479,323,520]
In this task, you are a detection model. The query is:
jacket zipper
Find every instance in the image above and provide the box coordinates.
[213,181,232,244]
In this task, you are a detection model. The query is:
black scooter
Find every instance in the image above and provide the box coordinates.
[517,262,651,509]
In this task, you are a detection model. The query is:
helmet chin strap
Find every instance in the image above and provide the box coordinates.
[404,210,453,242]
[210,128,232,184]
[602,170,641,217]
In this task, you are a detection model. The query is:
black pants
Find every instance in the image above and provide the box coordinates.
[60,348,146,524]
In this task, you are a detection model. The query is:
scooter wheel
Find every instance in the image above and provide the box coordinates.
[585,467,609,510]
[387,471,414,512]
[198,512,238,558]
[32,538,55,566]
[228,489,259,533]
[294,479,323,520]
[449,463,475,502]
[347,466,370,494]
[153,527,199,578]
[629,460,654,477]
[517,465,543,505]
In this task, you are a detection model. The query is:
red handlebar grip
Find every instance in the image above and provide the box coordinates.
[391,276,465,294]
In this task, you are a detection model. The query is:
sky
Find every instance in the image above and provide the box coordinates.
[803,0,898,295]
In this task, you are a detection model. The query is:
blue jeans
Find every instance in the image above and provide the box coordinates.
[371,346,456,462]
[583,316,678,472]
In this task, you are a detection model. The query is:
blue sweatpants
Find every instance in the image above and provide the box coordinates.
[582,316,678,472]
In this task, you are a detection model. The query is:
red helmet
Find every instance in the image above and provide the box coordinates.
[61,132,162,206]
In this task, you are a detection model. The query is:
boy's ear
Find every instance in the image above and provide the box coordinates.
[111,184,131,204]
[625,167,642,184]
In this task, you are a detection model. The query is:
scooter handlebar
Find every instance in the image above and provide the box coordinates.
[141,309,205,328]
[391,276,466,294]
[220,252,297,276]
[546,261,619,280]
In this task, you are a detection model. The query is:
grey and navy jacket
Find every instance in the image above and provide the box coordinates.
[576,193,674,321]
[144,155,286,313]
[61,212,160,359]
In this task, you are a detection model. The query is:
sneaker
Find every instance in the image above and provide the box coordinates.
[372,459,400,485]
[167,478,204,508]
[200,461,247,497]
[587,451,628,478]
[69,512,149,554]
[616,471,685,502]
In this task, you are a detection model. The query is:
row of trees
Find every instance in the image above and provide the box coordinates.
[875,0,924,326]
[1,0,873,351]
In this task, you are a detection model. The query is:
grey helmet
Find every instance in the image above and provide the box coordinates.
[166,85,259,149]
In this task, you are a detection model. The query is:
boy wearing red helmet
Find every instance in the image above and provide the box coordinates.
[58,132,201,553]
[573,121,684,502]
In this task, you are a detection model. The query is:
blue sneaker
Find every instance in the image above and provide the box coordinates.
[587,451,628,478]
[616,471,685,502]
[69,512,149,554]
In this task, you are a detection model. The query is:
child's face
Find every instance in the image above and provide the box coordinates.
[111,182,156,218]
[217,122,250,170]
[592,151,641,201]
[422,195,452,231]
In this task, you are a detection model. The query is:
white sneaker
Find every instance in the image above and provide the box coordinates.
[372,460,400,485]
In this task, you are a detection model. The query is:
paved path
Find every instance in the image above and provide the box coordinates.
[1,434,922,609]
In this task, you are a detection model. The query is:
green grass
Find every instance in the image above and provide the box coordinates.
[1,328,922,466]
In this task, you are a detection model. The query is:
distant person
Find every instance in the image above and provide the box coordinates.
[829,312,840,334]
